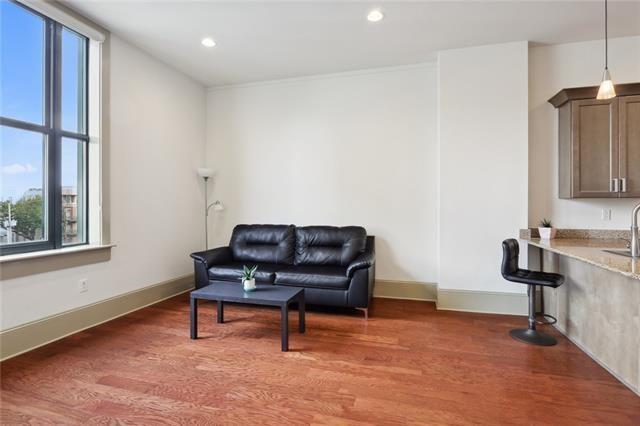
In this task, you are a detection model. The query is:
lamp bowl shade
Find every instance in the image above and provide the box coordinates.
[197,168,214,178]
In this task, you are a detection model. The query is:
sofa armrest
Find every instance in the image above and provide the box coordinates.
[346,236,375,277]
[346,251,375,277]
[190,246,232,288]
[190,246,232,268]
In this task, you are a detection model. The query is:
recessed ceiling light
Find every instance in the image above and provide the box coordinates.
[367,9,384,23]
[201,37,216,48]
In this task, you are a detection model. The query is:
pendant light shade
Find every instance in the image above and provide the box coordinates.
[596,0,616,100]
[597,69,616,100]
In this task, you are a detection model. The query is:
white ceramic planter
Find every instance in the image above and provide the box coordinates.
[243,278,256,292]
[538,227,557,239]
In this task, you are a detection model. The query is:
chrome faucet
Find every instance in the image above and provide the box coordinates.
[632,201,640,258]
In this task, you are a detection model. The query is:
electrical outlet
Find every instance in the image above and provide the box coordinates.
[601,208,612,221]
[78,279,88,293]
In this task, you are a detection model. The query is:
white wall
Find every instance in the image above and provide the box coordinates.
[206,64,439,283]
[529,36,640,229]
[438,41,529,293]
[0,35,206,330]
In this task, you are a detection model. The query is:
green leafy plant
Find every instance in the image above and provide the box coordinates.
[241,265,258,281]
[539,218,553,228]
[0,195,43,240]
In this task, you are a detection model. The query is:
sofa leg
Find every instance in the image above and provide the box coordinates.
[356,307,369,320]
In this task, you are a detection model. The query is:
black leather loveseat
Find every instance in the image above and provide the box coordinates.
[190,225,375,317]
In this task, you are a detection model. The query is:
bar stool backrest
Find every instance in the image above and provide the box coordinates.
[501,239,520,278]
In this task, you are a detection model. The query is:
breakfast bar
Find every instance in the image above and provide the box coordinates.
[520,230,640,395]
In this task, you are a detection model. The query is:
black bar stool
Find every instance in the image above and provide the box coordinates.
[501,239,565,346]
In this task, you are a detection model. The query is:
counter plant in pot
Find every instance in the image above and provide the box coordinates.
[538,218,557,239]
[241,265,258,292]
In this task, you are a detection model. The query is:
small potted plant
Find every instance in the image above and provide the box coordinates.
[538,218,557,239]
[241,265,258,292]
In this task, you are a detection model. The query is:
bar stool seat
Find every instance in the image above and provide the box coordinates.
[501,239,565,346]
[503,269,565,288]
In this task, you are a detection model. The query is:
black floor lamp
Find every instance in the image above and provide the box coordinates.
[197,168,224,250]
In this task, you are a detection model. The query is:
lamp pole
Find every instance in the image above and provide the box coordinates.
[198,168,223,251]
[204,176,210,250]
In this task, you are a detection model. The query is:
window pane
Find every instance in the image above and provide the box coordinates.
[61,28,87,133]
[61,138,86,245]
[0,126,46,245]
[0,1,45,124]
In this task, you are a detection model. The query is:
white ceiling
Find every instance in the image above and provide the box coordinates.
[62,1,640,87]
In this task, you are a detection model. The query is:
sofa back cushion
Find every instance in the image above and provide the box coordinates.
[230,224,295,265]
[295,226,367,266]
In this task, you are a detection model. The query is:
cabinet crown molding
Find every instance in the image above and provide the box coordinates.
[549,83,640,108]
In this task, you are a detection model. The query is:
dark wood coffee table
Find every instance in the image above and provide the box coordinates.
[189,282,305,351]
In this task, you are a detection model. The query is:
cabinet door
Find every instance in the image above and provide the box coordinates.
[571,98,619,198]
[619,95,640,198]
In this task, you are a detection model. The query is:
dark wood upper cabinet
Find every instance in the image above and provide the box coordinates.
[619,95,640,198]
[549,83,640,199]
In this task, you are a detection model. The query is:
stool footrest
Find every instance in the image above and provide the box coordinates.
[535,312,557,325]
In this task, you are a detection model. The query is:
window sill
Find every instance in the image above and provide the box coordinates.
[0,244,115,280]
[0,244,115,264]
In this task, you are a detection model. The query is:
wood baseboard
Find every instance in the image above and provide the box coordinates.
[373,280,526,317]
[374,280,437,301]
[436,288,527,316]
[0,274,194,361]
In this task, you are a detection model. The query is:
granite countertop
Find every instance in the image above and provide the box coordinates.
[520,236,640,281]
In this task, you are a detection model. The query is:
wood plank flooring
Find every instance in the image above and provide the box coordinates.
[1,295,639,425]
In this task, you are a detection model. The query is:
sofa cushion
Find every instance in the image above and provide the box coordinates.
[275,265,350,290]
[208,262,282,284]
[294,226,367,266]
[230,224,295,265]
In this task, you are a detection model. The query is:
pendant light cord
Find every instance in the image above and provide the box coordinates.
[604,0,608,69]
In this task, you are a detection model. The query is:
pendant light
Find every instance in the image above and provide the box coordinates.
[596,0,616,100]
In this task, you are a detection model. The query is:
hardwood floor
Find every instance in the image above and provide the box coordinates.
[1,295,639,425]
